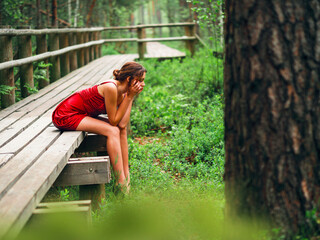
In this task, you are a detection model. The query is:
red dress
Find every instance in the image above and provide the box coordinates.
[52,81,116,130]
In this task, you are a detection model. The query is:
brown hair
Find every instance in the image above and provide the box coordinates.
[113,62,147,83]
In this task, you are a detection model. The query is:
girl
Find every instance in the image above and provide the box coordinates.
[52,62,147,192]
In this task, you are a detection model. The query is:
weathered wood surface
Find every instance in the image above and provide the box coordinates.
[54,156,111,186]
[145,42,186,59]
[0,53,137,239]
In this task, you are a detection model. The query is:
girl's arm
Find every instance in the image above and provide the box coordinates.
[118,84,144,128]
[118,96,133,128]
[103,81,139,126]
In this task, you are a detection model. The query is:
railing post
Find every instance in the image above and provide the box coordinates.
[48,32,61,82]
[59,32,70,77]
[89,32,94,61]
[93,32,99,59]
[185,24,195,57]
[84,32,90,64]
[69,32,78,71]
[36,33,49,89]
[137,26,146,60]
[77,32,85,67]
[0,34,15,108]
[98,31,102,58]
[18,31,33,97]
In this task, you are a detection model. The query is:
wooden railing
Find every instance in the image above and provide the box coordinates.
[0,22,196,108]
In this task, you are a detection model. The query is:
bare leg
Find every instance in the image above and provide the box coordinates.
[76,117,126,186]
[119,127,130,191]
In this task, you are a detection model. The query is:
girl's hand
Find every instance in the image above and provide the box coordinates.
[127,80,141,98]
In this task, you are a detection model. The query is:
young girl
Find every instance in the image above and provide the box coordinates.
[52,62,147,192]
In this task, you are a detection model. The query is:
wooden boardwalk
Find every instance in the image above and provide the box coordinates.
[0,54,135,238]
[0,42,185,238]
[145,42,185,59]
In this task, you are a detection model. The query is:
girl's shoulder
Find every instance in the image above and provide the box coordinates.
[99,79,117,87]
[97,80,117,97]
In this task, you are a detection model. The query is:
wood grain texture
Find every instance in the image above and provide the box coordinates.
[54,156,111,186]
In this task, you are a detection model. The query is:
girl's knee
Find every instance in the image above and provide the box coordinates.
[119,126,127,135]
[106,125,120,138]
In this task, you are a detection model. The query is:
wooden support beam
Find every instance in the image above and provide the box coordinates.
[84,32,90,64]
[0,35,15,108]
[59,33,70,77]
[18,33,33,97]
[89,32,94,61]
[68,32,78,71]
[80,184,105,211]
[36,34,49,89]
[137,27,146,60]
[48,33,60,82]
[76,32,84,67]
[93,32,99,59]
[185,25,195,57]
[31,200,92,225]
[53,156,111,186]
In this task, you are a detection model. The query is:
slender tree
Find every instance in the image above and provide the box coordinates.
[86,0,97,27]
[224,0,320,238]
[51,0,57,27]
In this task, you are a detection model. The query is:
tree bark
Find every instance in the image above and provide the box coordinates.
[86,0,96,27]
[51,0,57,27]
[224,0,320,238]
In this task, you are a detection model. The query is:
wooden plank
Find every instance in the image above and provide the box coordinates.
[0,113,52,154]
[0,27,104,36]
[0,130,85,239]
[0,127,62,200]
[145,42,185,59]
[137,36,196,42]
[54,156,110,186]
[33,206,90,214]
[37,200,91,209]
[0,154,13,168]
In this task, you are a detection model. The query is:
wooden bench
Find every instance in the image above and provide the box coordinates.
[0,53,137,239]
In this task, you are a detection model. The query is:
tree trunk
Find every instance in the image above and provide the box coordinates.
[224,0,320,238]
[74,0,79,27]
[86,0,96,27]
[68,0,71,25]
[51,0,57,27]
[36,0,41,28]
[46,0,50,27]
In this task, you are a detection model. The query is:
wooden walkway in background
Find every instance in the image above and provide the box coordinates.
[145,42,186,59]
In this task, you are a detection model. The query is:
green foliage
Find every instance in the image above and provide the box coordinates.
[33,61,51,88]
[0,85,15,95]
[59,188,70,202]
[187,0,224,50]
[128,48,224,194]
[1,0,29,27]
